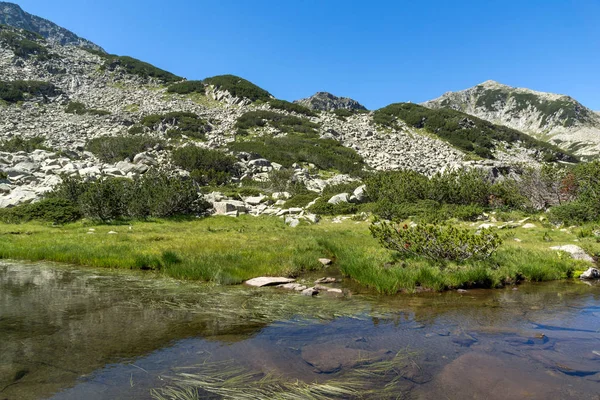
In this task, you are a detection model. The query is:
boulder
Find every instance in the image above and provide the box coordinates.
[244,195,266,206]
[245,277,295,287]
[213,200,246,215]
[550,245,594,263]
[328,193,349,205]
[352,185,367,203]
[579,268,600,280]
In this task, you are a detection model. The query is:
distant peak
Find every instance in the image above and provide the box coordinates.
[294,92,367,111]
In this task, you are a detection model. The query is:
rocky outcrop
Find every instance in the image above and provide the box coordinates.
[423,80,600,157]
[0,2,104,51]
[294,92,367,111]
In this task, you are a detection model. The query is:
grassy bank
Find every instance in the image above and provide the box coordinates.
[0,216,596,293]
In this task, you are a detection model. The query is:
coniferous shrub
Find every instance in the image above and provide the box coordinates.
[167,80,206,94]
[370,222,502,262]
[86,136,162,163]
[171,146,239,186]
[203,74,272,102]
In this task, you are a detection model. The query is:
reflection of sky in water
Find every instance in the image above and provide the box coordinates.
[0,261,599,399]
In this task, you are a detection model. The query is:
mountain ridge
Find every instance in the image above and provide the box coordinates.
[423,80,600,157]
[0,1,103,52]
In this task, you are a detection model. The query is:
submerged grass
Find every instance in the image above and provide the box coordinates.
[151,352,413,400]
[0,216,595,292]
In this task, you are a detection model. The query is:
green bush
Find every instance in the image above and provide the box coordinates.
[284,192,319,208]
[266,168,307,195]
[103,55,182,83]
[229,135,365,176]
[0,198,81,224]
[364,169,527,221]
[65,101,111,116]
[235,110,320,135]
[167,80,206,94]
[547,161,600,224]
[86,135,162,163]
[142,111,210,140]
[321,181,364,198]
[0,80,61,103]
[370,222,502,262]
[0,31,51,60]
[171,146,239,186]
[127,171,209,218]
[203,75,272,102]
[268,99,317,117]
[373,102,577,162]
[45,172,209,222]
[0,136,49,152]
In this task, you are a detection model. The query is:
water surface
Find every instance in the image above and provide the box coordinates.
[1,261,599,399]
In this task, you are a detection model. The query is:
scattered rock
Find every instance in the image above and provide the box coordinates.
[244,277,295,287]
[315,277,336,284]
[301,287,319,296]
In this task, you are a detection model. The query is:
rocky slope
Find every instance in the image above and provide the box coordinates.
[423,80,600,157]
[294,92,367,111]
[0,1,103,51]
[0,9,564,212]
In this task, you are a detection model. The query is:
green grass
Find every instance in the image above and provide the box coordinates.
[0,217,595,292]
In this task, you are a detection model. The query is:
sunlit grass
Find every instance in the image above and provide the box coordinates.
[0,216,595,292]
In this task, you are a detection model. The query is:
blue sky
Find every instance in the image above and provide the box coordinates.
[13,0,600,110]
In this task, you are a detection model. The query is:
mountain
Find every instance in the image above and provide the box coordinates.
[0,5,577,209]
[294,92,367,111]
[423,80,600,157]
[0,1,103,51]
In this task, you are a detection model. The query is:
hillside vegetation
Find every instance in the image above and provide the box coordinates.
[203,74,272,102]
[373,103,577,162]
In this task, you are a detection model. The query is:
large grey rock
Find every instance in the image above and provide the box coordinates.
[550,245,595,263]
[244,195,266,206]
[245,277,295,287]
[579,268,600,280]
[213,200,246,215]
[328,193,349,205]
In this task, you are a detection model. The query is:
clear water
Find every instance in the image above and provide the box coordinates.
[0,260,599,399]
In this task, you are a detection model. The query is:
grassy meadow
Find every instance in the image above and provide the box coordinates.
[0,215,597,293]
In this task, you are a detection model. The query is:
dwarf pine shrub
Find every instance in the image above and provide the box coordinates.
[370,222,502,262]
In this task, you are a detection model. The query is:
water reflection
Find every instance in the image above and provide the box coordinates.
[0,261,598,399]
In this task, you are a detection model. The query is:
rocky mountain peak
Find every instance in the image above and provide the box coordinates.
[423,81,600,157]
[294,92,367,111]
[0,1,104,52]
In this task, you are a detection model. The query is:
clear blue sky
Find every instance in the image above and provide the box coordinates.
[13,0,600,110]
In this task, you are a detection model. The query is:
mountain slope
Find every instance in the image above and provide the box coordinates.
[0,1,103,51]
[423,80,600,157]
[294,92,367,111]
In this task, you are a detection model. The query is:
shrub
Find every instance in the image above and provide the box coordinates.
[321,181,364,198]
[0,198,81,224]
[65,101,87,114]
[128,171,209,218]
[0,31,51,60]
[284,192,319,208]
[0,80,61,103]
[333,109,354,120]
[142,111,210,140]
[266,168,307,195]
[203,74,272,102]
[268,99,316,117]
[86,136,162,163]
[46,172,209,222]
[229,135,365,176]
[235,110,320,135]
[373,102,577,162]
[103,55,182,83]
[167,80,206,94]
[370,222,502,262]
[171,146,239,186]
[0,136,49,152]
[79,178,131,222]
